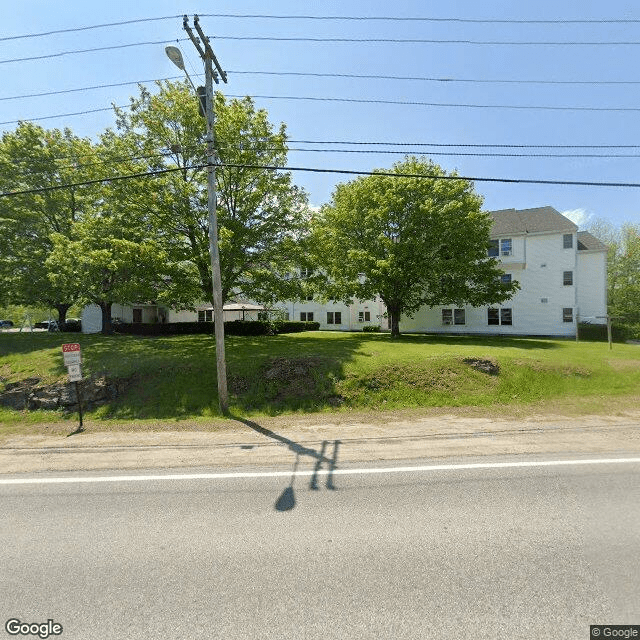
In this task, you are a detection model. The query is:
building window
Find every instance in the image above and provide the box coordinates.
[327,312,342,325]
[563,308,574,323]
[563,234,573,249]
[358,311,371,322]
[541,298,548,304]
[500,239,512,256]
[563,271,573,286]
[488,240,499,257]
[442,309,453,325]
[198,310,213,322]
[454,308,465,325]
[133,308,142,323]
[300,312,314,322]
[488,308,512,326]
[501,273,512,285]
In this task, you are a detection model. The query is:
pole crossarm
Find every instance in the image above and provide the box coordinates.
[193,15,228,83]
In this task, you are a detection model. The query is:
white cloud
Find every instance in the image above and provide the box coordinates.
[308,204,321,213]
[562,208,592,227]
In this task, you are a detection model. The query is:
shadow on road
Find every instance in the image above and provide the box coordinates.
[233,416,340,511]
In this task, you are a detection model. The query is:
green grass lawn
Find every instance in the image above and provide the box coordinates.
[1,331,639,427]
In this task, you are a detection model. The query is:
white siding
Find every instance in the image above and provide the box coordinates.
[276,298,385,331]
[577,251,607,324]
[167,309,195,323]
[401,231,579,336]
[81,304,102,334]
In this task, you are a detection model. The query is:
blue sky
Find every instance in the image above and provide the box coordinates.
[2,0,640,229]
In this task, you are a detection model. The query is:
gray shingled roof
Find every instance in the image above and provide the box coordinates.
[577,231,608,252]
[487,206,578,236]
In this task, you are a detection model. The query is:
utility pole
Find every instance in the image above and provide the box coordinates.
[183,14,229,414]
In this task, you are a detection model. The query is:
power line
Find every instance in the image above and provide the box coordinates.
[4,141,639,176]
[0,39,188,65]
[0,16,182,42]
[4,36,640,67]
[0,77,184,102]
[0,150,176,172]
[215,35,640,46]
[228,70,640,86]
[282,147,640,158]
[227,93,640,112]
[2,14,640,44]
[199,13,640,24]
[5,72,640,105]
[5,146,637,178]
[6,93,640,128]
[0,105,132,127]
[288,139,640,148]
[2,162,640,198]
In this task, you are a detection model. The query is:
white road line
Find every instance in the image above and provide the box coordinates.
[0,457,639,485]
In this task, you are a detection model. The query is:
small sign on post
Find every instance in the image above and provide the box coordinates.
[62,343,84,431]
[67,363,82,382]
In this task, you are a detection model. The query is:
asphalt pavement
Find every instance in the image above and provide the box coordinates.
[1,455,639,639]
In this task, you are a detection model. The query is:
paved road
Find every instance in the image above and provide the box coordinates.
[1,455,639,640]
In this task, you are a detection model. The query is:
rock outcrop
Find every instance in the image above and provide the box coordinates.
[0,376,129,411]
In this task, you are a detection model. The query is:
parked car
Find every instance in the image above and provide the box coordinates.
[61,319,82,332]
[35,320,59,331]
[0,320,14,327]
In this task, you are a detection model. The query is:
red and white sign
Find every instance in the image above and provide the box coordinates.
[62,343,81,366]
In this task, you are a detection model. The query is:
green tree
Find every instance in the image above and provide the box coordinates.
[46,212,171,335]
[587,218,640,322]
[0,123,98,323]
[311,157,518,337]
[45,130,195,334]
[113,81,310,308]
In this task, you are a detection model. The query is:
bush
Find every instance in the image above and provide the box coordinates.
[273,320,320,334]
[224,320,274,336]
[362,324,381,333]
[112,320,321,337]
[577,322,634,342]
[113,322,214,336]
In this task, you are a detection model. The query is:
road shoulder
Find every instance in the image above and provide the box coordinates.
[1,409,639,474]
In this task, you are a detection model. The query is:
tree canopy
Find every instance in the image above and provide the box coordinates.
[0,123,98,321]
[114,81,310,307]
[587,218,640,322]
[311,157,518,336]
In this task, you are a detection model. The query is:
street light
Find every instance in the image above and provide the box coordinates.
[165,41,229,414]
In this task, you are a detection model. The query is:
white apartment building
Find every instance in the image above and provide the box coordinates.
[400,206,608,336]
[83,206,607,337]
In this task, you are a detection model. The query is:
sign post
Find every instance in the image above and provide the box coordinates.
[62,344,83,431]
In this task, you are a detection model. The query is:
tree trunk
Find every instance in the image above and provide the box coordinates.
[100,301,113,335]
[55,303,71,326]
[388,304,401,338]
